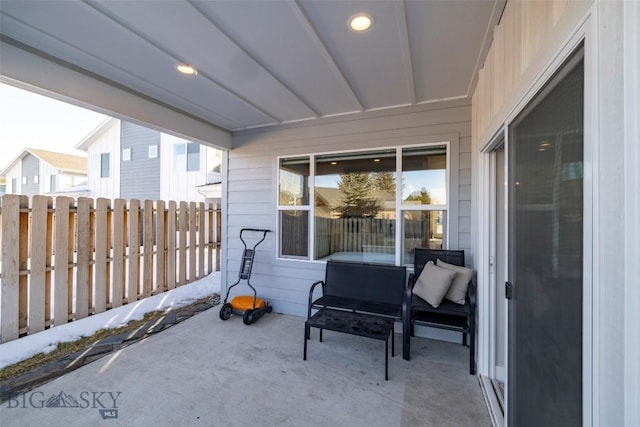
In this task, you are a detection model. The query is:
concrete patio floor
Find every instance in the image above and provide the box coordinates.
[0,308,490,427]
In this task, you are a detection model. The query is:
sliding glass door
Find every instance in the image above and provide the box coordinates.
[507,49,584,426]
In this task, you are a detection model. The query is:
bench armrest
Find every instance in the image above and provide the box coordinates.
[308,280,326,319]
[467,279,477,313]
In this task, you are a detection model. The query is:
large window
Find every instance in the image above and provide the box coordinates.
[173,142,200,172]
[277,144,449,264]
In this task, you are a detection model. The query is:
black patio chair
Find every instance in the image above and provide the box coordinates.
[402,248,476,375]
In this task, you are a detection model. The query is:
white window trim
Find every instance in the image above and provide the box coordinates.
[122,148,131,161]
[276,140,457,265]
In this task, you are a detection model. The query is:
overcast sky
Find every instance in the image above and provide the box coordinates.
[0,83,108,168]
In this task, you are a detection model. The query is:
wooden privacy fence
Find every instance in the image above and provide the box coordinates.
[0,194,221,343]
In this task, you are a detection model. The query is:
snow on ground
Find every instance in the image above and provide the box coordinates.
[0,272,221,370]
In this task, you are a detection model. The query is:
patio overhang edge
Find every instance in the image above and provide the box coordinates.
[0,37,232,151]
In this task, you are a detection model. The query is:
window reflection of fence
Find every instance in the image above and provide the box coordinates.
[0,194,221,344]
[314,217,396,259]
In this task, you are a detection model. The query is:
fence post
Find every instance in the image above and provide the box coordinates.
[30,196,52,333]
[0,195,28,342]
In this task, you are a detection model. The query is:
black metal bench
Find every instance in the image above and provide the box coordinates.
[403,248,476,375]
[305,260,408,372]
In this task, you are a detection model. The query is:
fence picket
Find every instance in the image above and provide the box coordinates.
[167,201,177,289]
[75,197,92,318]
[189,202,197,282]
[128,199,141,302]
[94,198,110,313]
[178,201,188,285]
[1,196,22,342]
[156,200,166,292]
[112,199,126,307]
[29,196,51,333]
[53,197,72,326]
[198,202,205,279]
[143,200,154,297]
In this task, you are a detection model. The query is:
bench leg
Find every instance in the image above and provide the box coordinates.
[392,331,395,358]
[304,323,309,360]
[402,319,411,361]
[385,337,389,381]
[319,328,323,342]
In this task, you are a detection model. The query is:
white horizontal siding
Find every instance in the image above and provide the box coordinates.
[224,100,473,315]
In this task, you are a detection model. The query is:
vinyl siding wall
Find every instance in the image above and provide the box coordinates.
[4,164,21,195]
[120,121,161,200]
[86,120,120,199]
[471,0,637,423]
[225,99,473,316]
[20,154,40,197]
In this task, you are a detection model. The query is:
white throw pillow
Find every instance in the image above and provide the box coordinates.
[412,261,456,308]
[437,259,473,304]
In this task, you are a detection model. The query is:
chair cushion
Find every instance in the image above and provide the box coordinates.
[437,259,473,305]
[412,261,456,308]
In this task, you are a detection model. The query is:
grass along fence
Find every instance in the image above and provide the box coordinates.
[0,194,221,343]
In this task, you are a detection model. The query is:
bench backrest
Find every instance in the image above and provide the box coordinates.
[324,260,407,305]
[413,248,465,278]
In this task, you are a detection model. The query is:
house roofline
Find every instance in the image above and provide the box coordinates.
[75,117,119,151]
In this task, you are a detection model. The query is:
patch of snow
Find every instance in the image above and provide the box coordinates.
[0,272,220,370]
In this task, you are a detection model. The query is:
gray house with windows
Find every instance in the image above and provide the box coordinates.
[75,118,221,203]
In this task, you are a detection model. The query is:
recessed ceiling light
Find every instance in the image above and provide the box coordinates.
[349,14,373,32]
[330,161,338,165]
[177,64,197,75]
[373,159,381,162]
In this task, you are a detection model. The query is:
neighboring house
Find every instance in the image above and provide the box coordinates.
[75,118,221,204]
[0,176,5,195]
[0,148,87,197]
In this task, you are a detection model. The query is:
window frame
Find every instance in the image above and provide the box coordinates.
[173,142,200,172]
[276,141,453,265]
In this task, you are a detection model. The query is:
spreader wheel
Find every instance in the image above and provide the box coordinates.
[242,309,254,325]
[219,303,232,320]
[266,304,273,313]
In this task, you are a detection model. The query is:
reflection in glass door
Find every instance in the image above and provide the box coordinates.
[507,49,584,426]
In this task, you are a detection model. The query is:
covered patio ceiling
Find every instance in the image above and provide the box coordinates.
[0,0,503,141]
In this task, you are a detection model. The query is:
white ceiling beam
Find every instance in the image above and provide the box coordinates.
[289,0,365,113]
[188,0,322,119]
[83,0,278,127]
[393,0,416,105]
[0,39,232,150]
